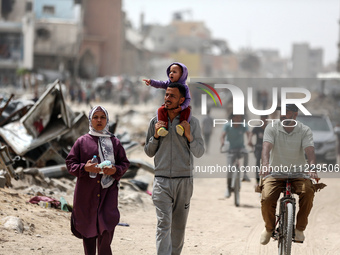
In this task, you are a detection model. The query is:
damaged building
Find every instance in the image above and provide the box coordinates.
[0,0,154,86]
[0,0,34,85]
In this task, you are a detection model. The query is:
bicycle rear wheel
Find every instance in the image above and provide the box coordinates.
[278,202,294,255]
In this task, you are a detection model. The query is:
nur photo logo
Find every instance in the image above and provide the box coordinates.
[196,82,222,115]
[192,78,314,128]
[194,80,312,116]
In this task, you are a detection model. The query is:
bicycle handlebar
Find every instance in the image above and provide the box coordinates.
[263,172,311,180]
[220,145,248,154]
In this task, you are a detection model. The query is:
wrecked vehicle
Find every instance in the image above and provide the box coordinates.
[0,80,153,187]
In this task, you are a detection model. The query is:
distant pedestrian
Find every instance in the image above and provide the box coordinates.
[260,90,268,110]
[334,123,340,157]
[248,115,268,185]
[77,87,83,104]
[85,83,93,105]
[201,109,214,153]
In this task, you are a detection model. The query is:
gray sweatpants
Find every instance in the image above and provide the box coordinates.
[152,177,193,255]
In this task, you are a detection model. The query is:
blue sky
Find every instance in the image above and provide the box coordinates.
[123,0,339,65]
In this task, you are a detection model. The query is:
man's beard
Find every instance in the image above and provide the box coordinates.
[166,106,178,110]
[280,117,294,126]
[164,101,179,111]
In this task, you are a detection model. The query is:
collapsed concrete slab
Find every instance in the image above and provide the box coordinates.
[0,79,154,184]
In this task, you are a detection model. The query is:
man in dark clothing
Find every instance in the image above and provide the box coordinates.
[248,115,268,184]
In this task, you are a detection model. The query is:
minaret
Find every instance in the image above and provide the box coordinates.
[337,7,340,72]
[0,0,2,20]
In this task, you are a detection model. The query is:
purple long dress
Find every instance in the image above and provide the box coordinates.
[66,134,130,238]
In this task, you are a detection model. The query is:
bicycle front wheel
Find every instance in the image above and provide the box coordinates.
[234,172,240,207]
[278,202,294,255]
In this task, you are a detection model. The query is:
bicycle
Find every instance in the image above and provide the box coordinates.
[264,172,311,255]
[221,145,248,207]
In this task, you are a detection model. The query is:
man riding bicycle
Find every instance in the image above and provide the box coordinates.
[260,104,319,245]
[221,114,251,198]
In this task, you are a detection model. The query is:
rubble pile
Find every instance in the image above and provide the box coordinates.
[0,80,157,255]
[0,79,154,188]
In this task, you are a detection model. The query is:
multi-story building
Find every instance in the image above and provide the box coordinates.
[0,0,129,84]
[79,0,123,78]
[257,49,289,77]
[142,15,232,78]
[292,43,324,77]
[0,0,34,86]
[33,0,82,79]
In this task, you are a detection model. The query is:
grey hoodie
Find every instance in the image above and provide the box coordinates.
[144,115,205,177]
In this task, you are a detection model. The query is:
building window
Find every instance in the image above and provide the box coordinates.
[0,33,22,60]
[36,28,51,40]
[43,5,55,15]
[26,2,32,12]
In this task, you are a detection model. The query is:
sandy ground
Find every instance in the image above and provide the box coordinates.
[1,103,340,255]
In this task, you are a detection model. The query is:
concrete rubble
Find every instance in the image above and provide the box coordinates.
[2,216,24,233]
[0,79,156,242]
[0,80,155,228]
[0,79,154,188]
[0,167,153,237]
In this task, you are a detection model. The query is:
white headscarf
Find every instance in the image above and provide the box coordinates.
[88,105,112,137]
[88,106,115,188]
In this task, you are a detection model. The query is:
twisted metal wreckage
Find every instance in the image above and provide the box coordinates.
[0,80,153,188]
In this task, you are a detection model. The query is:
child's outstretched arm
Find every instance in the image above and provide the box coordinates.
[142,79,151,86]
[147,79,170,89]
[142,79,169,89]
